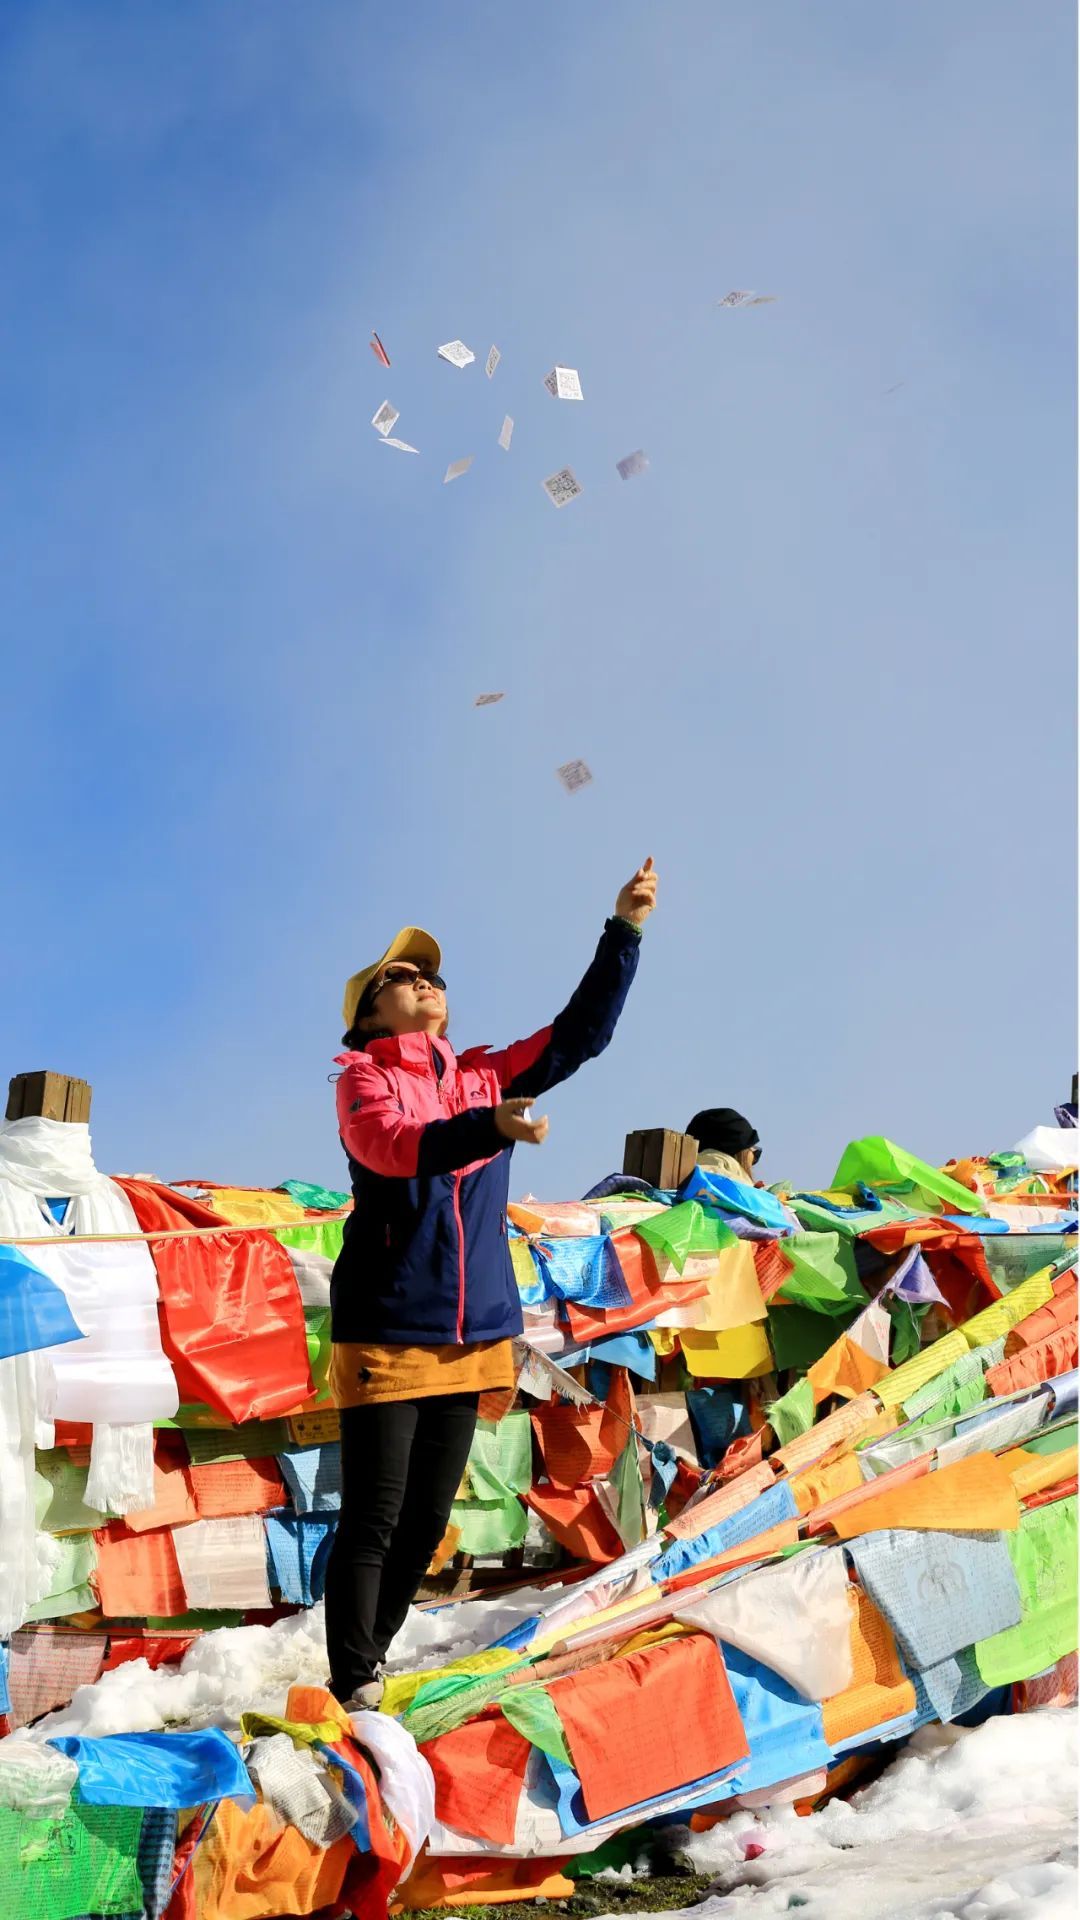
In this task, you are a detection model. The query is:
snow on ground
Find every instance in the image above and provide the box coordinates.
[624,1711,1078,1920]
[15,1589,559,1741]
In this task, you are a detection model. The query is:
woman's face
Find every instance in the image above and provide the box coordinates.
[364,962,447,1037]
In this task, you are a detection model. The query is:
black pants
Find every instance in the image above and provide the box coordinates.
[323,1392,479,1701]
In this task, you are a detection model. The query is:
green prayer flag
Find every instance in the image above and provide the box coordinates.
[450,1495,528,1555]
[305,1307,332,1402]
[147,1611,243,1630]
[902,1342,1003,1422]
[611,1436,646,1548]
[974,1497,1078,1687]
[403,1661,529,1744]
[634,1201,737,1273]
[279,1180,350,1212]
[25,1534,97,1622]
[773,1233,869,1317]
[788,1194,917,1240]
[767,1303,846,1373]
[767,1375,815,1446]
[0,1802,144,1920]
[1025,1420,1079,1457]
[276,1218,346,1262]
[885,1298,930,1367]
[34,1454,108,1534]
[500,1684,573,1765]
[831,1137,986,1216]
[463,1414,533,1501]
[183,1418,292,1465]
[452,1413,532,1554]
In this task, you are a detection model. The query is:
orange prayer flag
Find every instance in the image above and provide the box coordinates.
[806,1453,930,1538]
[93,1523,188,1617]
[121,1447,198,1534]
[790,1450,864,1517]
[549,1633,749,1822]
[821,1587,916,1745]
[1003,1445,1079,1502]
[598,1365,636,1455]
[394,1852,575,1911]
[523,1484,623,1562]
[422,1710,532,1845]
[774,1393,883,1475]
[188,1457,287,1520]
[193,1796,353,1920]
[530,1403,619,1489]
[663,1520,801,1592]
[986,1323,1079,1399]
[830,1452,1020,1541]
[664,1460,776,1542]
[807,1334,889,1407]
[718,1427,770,1480]
[1004,1279,1077,1355]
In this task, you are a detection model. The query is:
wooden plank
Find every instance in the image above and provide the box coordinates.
[6,1072,92,1123]
[623,1128,697,1189]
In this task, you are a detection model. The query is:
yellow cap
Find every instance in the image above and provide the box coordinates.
[341,926,443,1031]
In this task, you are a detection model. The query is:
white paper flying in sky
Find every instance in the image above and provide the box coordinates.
[485,345,501,379]
[616,449,649,481]
[544,366,584,401]
[371,400,399,437]
[437,340,476,369]
[498,415,514,451]
[717,290,776,308]
[556,759,594,794]
[380,437,419,454]
[474,692,505,707]
[444,456,474,483]
[543,467,583,508]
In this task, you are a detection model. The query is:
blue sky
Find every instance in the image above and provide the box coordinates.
[1,1,1074,1199]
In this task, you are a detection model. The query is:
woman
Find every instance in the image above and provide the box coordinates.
[324,859,658,1710]
[687,1107,762,1183]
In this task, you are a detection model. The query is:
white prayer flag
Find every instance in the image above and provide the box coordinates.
[437,340,476,368]
[542,467,583,508]
[544,365,584,401]
[173,1515,272,1611]
[443,456,474,484]
[474,692,505,707]
[717,290,756,308]
[485,345,501,379]
[498,414,514,451]
[371,400,399,437]
[616,449,649,481]
[556,758,593,794]
[380,437,419,454]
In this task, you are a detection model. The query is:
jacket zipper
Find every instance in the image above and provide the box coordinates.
[437,1045,468,1344]
[452,1171,467,1343]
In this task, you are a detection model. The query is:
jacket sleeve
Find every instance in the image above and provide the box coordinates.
[337,1059,504,1178]
[477,918,642,1099]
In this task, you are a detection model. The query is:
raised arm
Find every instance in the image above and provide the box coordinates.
[465,860,657,1100]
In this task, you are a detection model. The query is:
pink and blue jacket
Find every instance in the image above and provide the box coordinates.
[331,918,641,1346]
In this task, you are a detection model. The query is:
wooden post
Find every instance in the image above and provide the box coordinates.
[623,1128,698,1189]
[6,1072,93,1124]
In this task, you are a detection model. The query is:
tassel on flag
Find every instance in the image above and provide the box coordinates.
[369,331,391,368]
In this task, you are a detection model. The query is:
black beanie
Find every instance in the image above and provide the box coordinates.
[687,1107,759,1156]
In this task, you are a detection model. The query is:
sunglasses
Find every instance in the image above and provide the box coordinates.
[752,1146,763,1167]
[372,963,447,995]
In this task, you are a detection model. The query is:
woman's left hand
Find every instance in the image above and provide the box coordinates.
[615,856,658,927]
